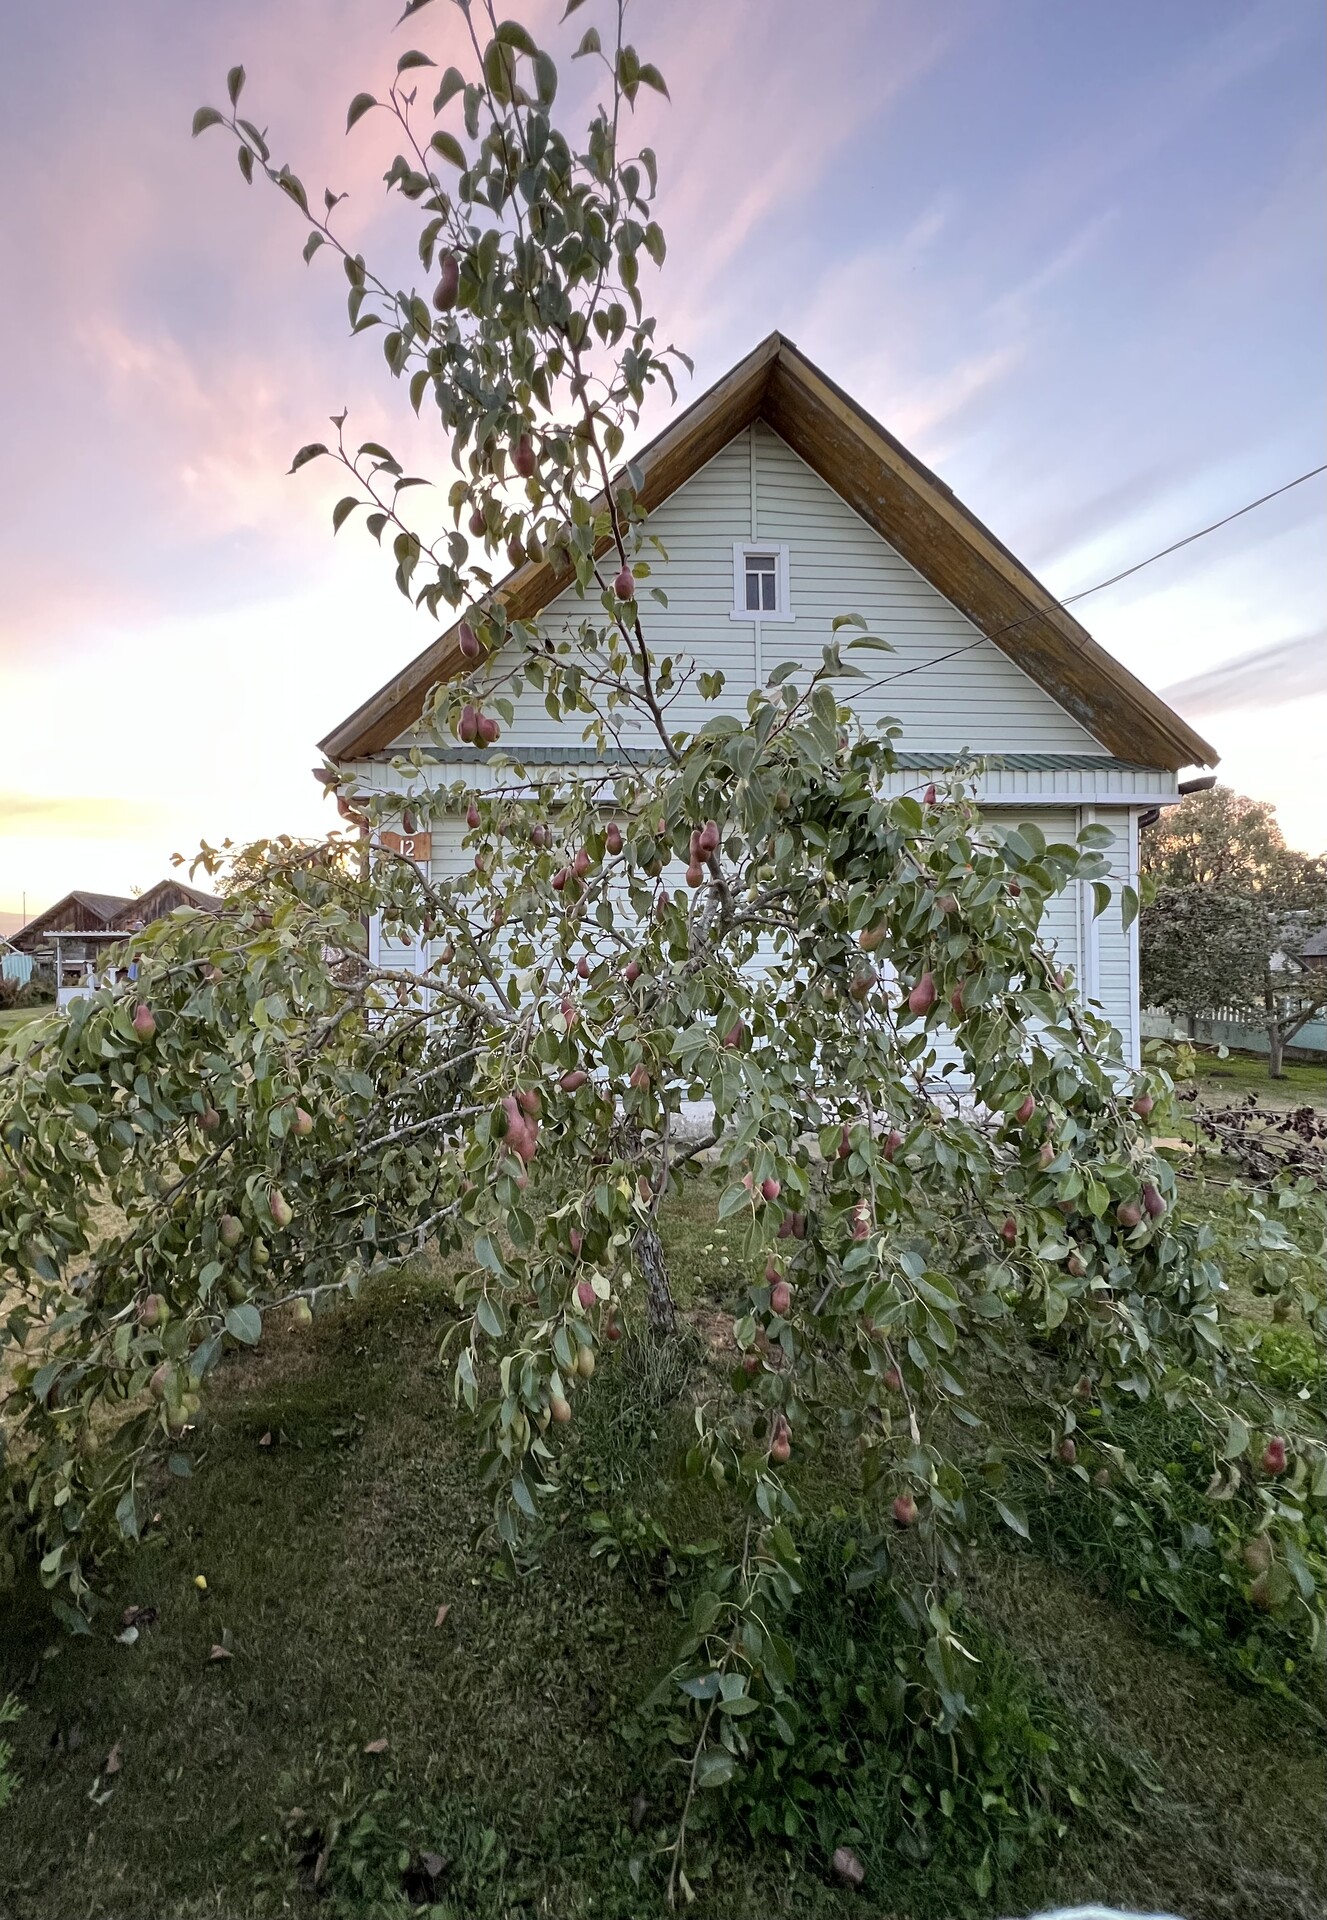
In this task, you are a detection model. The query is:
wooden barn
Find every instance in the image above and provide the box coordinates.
[12,880,220,1006]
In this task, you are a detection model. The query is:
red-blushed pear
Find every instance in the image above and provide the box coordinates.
[857,923,886,952]
[457,704,478,744]
[605,1316,623,1343]
[432,252,459,310]
[1133,1091,1155,1119]
[531,823,548,849]
[552,867,568,892]
[922,784,937,805]
[605,821,623,856]
[1066,1252,1087,1278]
[949,983,967,1018]
[883,1364,903,1392]
[268,1190,293,1232]
[883,1128,904,1162]
[770,1280,792,1316]
[458,621,481,660]
[1261,1436,1287,1475]
[1115,1199,1142,1229]
[907,971,936,1017]
[569,1228,585,1258]
[999,1216,1017,1246]
[559,1068,588,1093]
[761,1177,781,1203]
[517,1088,540,1120]
[1092,1466,1112,1489]
[138,1293,169,1330]
[513,432,535,478]
[573,847,591,878]
[743,1352,761,1376]
[837,1124,852,1160]
[292,1298,314,1330]
[149,1362,177,1403]
[1012,1094,1036,1126]
[199,1106,221,1133]
[576,1279,596,1311]
[466,801,481,829]
[1058,1437,1077,1465]
[937,894,959,916]
[577,1346,595,1380]
[624,959,641,985]
[219,1213,243,1250]
[576,955,590,979]
[764,1262,783,1286]
[550,1393,572,1425]
[292,1107,314,1137]
[629,1064,651,1091]
[699,819,720,855]
[848,969,877,1003]
[891,1492,918,1527]
[1142,1182,1167,1220]
[1038,1139,1055,1169]
[685,861,704,888]
[613,564,634,599]
[722,1017,745,1049]
[851,1201,871,1243]
[769,1415,791,1465]
[132,1003,156,1041]
[831,1847,866,1892]
[468,506,487,538]
[791,1212,807,1240]
[476,713,500,745]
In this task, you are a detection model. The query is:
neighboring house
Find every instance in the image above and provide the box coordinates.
[12,880,220,1006]
[322,333,1216,1069]
[1300,927,1327,974]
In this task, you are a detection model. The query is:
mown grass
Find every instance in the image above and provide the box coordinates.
[1,1181,1324,1919]
[1188,1046,1326,1107]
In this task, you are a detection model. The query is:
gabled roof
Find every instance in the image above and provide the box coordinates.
[321,332,1217,771]
[13,891,134,946]
[108,879,221,929]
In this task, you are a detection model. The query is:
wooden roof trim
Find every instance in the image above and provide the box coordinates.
[321,331,1216,772]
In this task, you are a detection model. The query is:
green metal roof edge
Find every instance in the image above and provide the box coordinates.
[370,746,1163,774]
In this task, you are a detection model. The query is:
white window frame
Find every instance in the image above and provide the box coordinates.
[729,542,793,623]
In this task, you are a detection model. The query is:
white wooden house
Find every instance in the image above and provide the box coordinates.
[321,334,1216,1066]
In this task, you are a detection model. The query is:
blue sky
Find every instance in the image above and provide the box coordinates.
[1,0,1323,924]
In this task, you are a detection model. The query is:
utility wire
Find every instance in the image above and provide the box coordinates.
[861,460,1327,695]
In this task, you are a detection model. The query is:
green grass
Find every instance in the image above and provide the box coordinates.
[0,1005,49,1041]
[2,1184,1325,1919]
[1189,1045,1326,1105]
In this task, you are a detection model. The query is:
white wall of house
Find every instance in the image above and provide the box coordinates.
[346,423,1158,1068]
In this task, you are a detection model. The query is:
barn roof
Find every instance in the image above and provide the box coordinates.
[13,891,134,946]
[321,331,1218,772]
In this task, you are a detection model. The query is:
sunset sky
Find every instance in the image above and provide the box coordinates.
[1,0,1323,933]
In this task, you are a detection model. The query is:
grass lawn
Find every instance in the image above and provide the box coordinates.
[1,1185,1324,1919]
[1187,1045,1326,1108]
[0,1005,50,1043]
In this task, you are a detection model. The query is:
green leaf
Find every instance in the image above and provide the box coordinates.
[396,48,436,72]
[226,64,245,106]
[167,1454,193,1479]
[191,106,225,138]
[695,1748,737,1789]
[429,129,466,168]
[995,1498,1030,1540]
[225,1304,262,1347]
[1091,880,1112,920]
[115,1487,140,1542]
[1222,1414,1249,1460]
[346,92,378,133]
[332,496,360,534]
[289,442,328,474]
[302,230,325,265]
[1120,884,1139,932]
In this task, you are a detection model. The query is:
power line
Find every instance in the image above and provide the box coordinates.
[861,459,1327,695]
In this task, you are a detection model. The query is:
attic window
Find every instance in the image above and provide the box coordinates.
[730,542,793,622]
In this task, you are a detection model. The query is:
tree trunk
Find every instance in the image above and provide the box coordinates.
[1264,986,1286,1078]
[1267,1022,1286,1079]
[633,1218,678,1338]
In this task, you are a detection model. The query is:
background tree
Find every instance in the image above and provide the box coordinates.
[2,4,1323,1889]
[1141,786,1327,1073]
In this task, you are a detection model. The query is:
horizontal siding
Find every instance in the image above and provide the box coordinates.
[373,804,1136,1063]
[398,423,1105,758]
